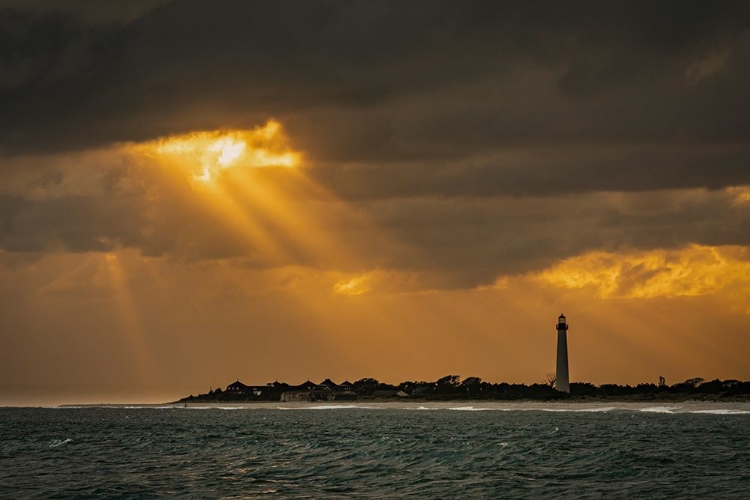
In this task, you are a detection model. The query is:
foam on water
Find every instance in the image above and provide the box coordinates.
[539,406,617,413]
[639,406,682,414]
[690,409,750,415]
[123,406,175,410]
[308,404,361,410]
[49,438,72,448]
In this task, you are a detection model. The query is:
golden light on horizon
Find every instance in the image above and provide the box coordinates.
[536,244,750,307]
[142,120,300,182]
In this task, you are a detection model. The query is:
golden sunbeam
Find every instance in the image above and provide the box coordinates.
[133,122,300,263]
[134,119,413,283]
[102,252,160,386]
[193,178,288,263]
[128,119,463,377]
[220,171,353,268]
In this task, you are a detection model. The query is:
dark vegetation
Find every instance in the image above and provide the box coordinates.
[177,376,750,403]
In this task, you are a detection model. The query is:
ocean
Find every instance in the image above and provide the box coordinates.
[1,402,749,499]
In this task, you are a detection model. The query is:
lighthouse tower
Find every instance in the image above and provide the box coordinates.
[555,314,570,393]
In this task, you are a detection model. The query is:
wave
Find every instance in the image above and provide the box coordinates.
[538,407,617,413]
[308,405,361,410]
[639,406,682,414]
[690,409,750,415]
[277,405,366,410]
[123,406,175,410]
[50,438,72,448]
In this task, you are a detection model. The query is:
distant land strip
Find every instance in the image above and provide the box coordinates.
[176,376,750,404]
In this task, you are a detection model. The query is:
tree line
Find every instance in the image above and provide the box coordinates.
[178,375,750,402]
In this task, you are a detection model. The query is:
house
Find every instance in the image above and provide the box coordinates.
[225,378,365,401]
[225,381,267,396]
[295,380,318,392]
[338,380,354,392]
[317,379,340,391]
[226,380,250,393]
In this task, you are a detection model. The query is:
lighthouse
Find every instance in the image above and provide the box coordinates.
[555,314,570,393]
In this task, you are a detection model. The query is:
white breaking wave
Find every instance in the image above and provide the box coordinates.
[123,406,175,410]
[277,404,392,410]
[448,406,494,411]
[690,409,750,415]
[639,406,682,414]
[50,438,72,448]
[308,405,361,410]
[539,407,616,413]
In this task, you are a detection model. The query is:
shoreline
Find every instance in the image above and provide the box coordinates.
[52,399,750,410]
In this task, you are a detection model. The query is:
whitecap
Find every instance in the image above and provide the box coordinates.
[571,406,616,413]
[308,405,361,410]
[538,407,616,413]
[50,438,72,448]
[448,406,493,411]
[639,406,681,414]
[123,406,174,410]
[691,409,750,415]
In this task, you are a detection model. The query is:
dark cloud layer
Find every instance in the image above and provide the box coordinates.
[1,1,749,184]
[1,1,750,289]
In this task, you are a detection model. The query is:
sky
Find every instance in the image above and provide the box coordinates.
[1,1,750,405]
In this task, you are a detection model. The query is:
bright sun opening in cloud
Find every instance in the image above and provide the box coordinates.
[142,120,300,181]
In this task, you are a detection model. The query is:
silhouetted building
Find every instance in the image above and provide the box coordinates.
[556,314,570,393]
[295,380,318,391]
[317,379,339,391]
[226,380,250,393]
[280,379,358,402]
[226,380,268,396]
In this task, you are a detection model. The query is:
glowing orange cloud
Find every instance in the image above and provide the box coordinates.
[333,273,373,295]
[139,120,301,182]
[536,245,750,303]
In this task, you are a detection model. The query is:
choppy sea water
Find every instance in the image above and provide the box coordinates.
[2,402,749,499]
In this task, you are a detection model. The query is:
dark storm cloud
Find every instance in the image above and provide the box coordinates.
[308,144,750,199]
[1,1,749,192]
[0,1,173,24]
